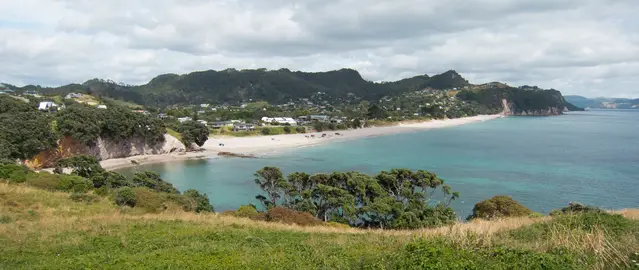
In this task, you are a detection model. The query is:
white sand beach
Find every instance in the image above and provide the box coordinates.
[100,114,503,170]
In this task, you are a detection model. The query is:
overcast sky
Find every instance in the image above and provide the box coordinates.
[1,0,638,97]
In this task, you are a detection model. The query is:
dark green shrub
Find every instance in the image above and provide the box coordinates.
[94,186,110,196]
[283,126,291,134]
[115,187,136,207]
[550,202,604,216]
[184,189,214,212]
[260,128,271,135]
[467,195,533,220]
[132,171,178,194]
[295,126,306,133]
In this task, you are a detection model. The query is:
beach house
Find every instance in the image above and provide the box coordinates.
[38,101,58,111]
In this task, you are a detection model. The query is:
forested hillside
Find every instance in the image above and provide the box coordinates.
[7,69,490,107]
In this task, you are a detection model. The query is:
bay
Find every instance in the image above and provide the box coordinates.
[118,110,639,217]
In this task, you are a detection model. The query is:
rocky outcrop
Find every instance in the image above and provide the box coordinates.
[501,99,569,116]
[87,134,185,160]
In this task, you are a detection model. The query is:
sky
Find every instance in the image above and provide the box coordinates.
[0,0,638,98]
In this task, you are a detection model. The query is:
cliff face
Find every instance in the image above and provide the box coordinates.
[87,134,185,160]
[501,99,565,116]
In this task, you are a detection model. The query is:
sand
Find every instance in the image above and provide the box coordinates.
[100,114,504,170]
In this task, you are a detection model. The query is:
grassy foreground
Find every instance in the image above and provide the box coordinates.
[1,182,638,269]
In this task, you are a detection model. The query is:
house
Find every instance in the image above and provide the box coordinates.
[309,115,329,122]
[261,117,297,126]
[233,123,255,131]
[177,117,192,123]
[200,104,210,108]
[157,113,168,119]
[38,101,58,111]
[97,105,108,109]
[197,120,208,126]
[210,121,234,129]
[65,93,83,99]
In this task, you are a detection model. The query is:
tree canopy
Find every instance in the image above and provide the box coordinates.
[253,167,459,229]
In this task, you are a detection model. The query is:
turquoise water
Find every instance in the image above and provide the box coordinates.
[118,110,639,217]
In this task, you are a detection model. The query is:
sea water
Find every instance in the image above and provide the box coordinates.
[118,110,639,216]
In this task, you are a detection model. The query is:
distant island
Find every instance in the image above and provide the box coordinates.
[565,95,639,109]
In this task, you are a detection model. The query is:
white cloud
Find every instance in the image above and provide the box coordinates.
[0,0,638,97]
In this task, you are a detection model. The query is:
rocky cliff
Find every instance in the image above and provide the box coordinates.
[87,134,186,160]
[501,99,566,116]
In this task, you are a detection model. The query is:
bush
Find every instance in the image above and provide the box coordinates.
[325,221,351,229]
[467,195,533,220]
[234,204,259,218]
[168,194,197,212]
[0,164,28,183]
[115,187,136,207]
[283,126,292,134]
[184,189,214,212]
[260,128,271,135]
[132,171,178,194]
[267,207,322,226]
[133,187,169,213]
[56,175,92,193]
[25,172,60,191]
[550,202,604,216]
[295,126,306,133]
[70,193,100,204]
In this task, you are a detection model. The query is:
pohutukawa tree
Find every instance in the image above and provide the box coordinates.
[252,167,460,229]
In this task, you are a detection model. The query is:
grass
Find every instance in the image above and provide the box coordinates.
[1,182,638,269]
[165,128,182,140]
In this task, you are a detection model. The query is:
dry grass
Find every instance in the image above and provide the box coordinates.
[615,208,639,220]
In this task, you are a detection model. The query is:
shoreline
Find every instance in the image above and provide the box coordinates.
[100,114,504,171]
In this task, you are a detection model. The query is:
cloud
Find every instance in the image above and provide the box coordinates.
[0,0,638,97]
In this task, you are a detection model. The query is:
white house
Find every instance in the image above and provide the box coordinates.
[38,101,58,111]
[97,105,108,109]
[197,120,208,126]
[261,117,297,126]
[200,104,210,108]
[177,117,192,123]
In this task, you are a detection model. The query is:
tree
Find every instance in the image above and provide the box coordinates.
[254,167,288,208]
[366,104,386,120]
[54,155,104,178]
[132,171,179,194]
[178,121,208,148]
[56,105,103,145]
[184,189,214,212]
[252,168,459,229]
[283,126,292,134]
[0,112,58,161]
[115,187,136,207]
[467,195,532,220]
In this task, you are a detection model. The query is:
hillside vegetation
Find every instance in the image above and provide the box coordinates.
[6,69,580,113]
[1,182,638,269]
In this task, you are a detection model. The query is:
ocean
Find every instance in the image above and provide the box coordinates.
[117,110,639,217]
